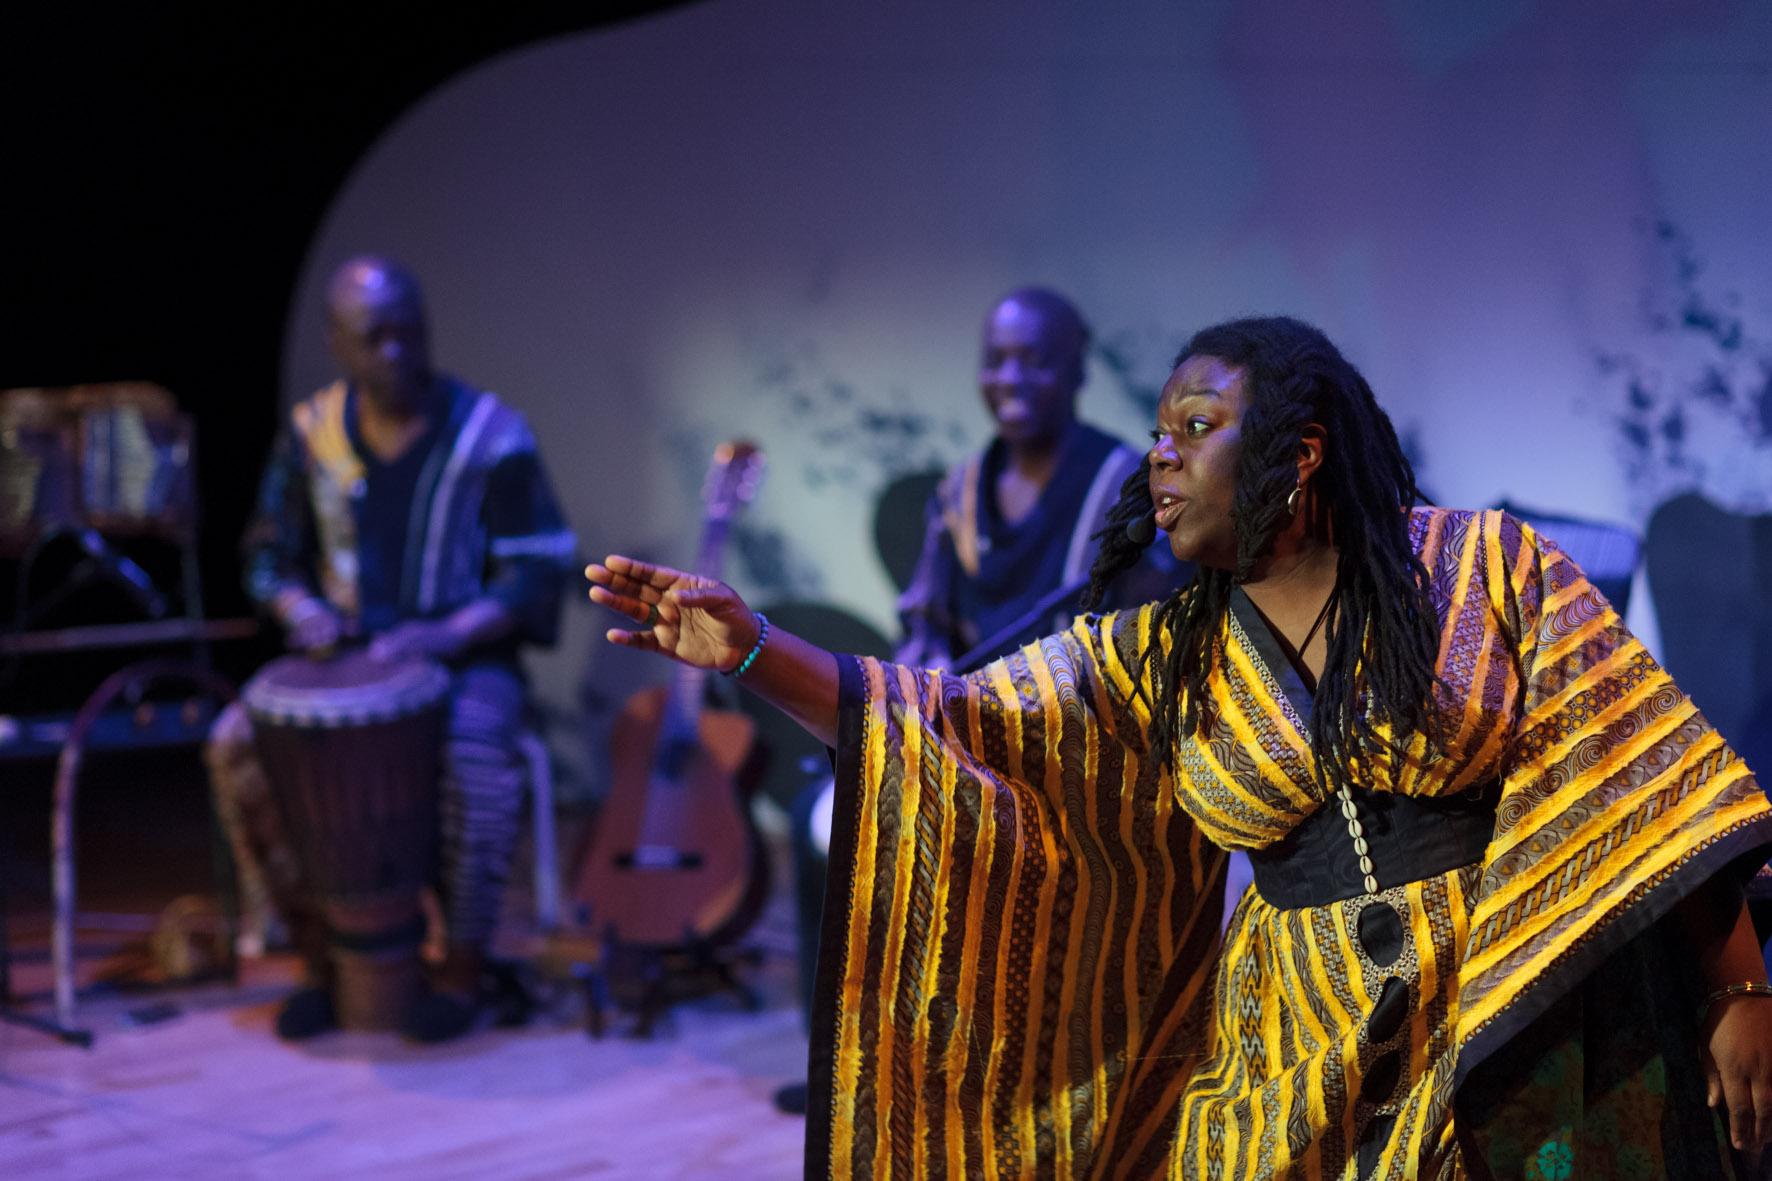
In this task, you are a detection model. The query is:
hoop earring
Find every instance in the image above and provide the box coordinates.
[1286,484,1304,518]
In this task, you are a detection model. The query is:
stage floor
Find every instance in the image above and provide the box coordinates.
[0,754,810,1178]
[1,934,809,1180]
[0,769,809,1180]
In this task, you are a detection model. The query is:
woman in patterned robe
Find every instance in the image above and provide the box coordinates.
[588,317,1772,1179]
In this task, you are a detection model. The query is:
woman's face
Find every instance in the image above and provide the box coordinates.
[1148,354,1249,568]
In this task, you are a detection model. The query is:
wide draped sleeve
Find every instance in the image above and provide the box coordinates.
[1454,513,1772,1078]
[807,608,1228,1181]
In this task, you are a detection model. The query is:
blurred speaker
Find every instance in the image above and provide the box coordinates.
[872,470,944,595]
[1645,493,1772,790]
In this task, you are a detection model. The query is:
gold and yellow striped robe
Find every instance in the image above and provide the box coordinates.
[807,508,1772,1179]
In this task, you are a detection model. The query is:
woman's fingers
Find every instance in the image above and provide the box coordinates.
[605,626,664,653]
[587,562,662,599]
[1754,1071,1772,1156]
[587,584,654,625]
[595,554,682,589]
[588,557,743,673]
[1725,1070,1757,1152]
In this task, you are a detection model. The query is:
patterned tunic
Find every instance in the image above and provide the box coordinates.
[242,376,577,649]
[896,423,1177,670]
[808,508,1772,1179]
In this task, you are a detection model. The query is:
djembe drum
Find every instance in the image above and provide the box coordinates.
[243,651,451,1030]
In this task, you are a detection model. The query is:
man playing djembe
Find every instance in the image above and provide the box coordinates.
[207,256,576,1043]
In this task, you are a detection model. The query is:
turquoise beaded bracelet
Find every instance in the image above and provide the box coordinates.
[724,612,770,679]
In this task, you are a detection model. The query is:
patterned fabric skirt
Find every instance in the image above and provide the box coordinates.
[1168,865,1481,1180]
[1166,867,1747,1181]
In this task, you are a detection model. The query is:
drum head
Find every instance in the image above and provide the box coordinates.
[243,651,449,727]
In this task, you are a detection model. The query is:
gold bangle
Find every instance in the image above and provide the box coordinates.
[1698,981,1772,1021]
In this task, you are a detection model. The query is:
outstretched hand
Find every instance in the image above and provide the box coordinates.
[586,555,759,673]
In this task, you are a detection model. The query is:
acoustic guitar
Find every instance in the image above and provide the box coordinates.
[573,441,769,950]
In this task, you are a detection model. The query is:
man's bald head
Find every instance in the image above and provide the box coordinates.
[324,255,432,411]
[326,255,425,323]
[987,287,1090,368]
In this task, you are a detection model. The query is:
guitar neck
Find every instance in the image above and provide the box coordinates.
[660,511,733,740]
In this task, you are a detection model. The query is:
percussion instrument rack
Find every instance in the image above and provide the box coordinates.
[0,383,255,1045]
[0,616,260,657]
[1,660,239,1046]
[0,620,258,761]
[0,609,254,1049]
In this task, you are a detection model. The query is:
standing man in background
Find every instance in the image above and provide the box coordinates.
[206,256,576,1043]
[777,286,1183,1112]
[895,286,1178,668]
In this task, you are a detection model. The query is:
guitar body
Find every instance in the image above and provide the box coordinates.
[572,439,770,958]
[574,685,767,949]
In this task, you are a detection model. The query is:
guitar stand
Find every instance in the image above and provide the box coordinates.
[584,928,763,1039]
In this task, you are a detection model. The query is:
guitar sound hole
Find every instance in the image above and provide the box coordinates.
[659,737,699,779]
[618,846,705,871]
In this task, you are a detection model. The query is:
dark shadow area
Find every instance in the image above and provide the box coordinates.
[2,2,700,630]
[2,752,213,908]
[1,2,701,1007]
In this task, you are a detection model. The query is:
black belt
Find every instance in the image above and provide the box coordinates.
[1247,782,1500,909]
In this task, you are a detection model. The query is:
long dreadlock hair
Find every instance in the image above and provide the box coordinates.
[1081,316,1441,799]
